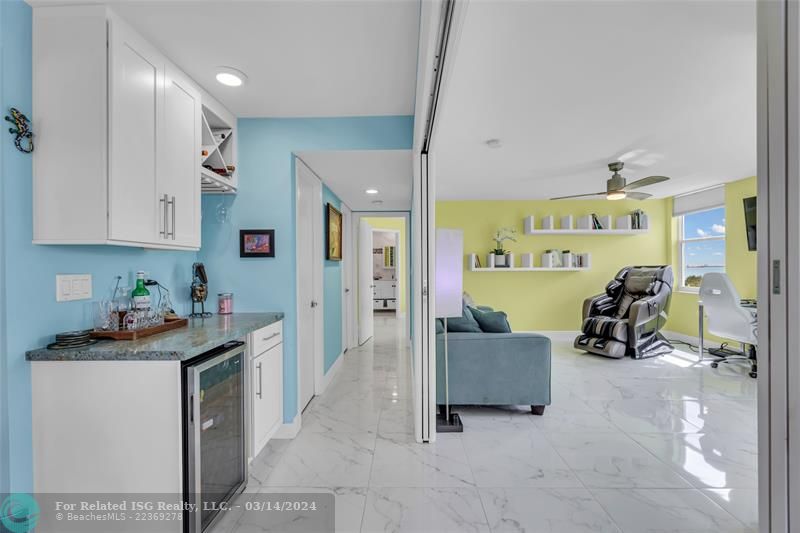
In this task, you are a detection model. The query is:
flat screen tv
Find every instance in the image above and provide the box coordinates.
[743,196,757,251]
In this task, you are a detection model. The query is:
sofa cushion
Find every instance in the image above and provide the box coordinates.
[436,319,445,334]
[469,307,512,333]
[582,316,628,343]
[446,301,482,332]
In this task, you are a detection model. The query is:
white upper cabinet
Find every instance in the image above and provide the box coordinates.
[32,6,204,250]
[107,18,161,246]
[161,66,202,248]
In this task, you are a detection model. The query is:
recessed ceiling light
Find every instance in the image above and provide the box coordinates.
[215,66,248,87]
[485,138,503,149]
[372,200,384,205]
[365,189,379,195]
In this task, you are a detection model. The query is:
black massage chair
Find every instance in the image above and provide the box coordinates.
[575,265,674,359]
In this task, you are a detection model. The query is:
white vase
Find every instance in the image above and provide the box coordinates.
[495,254,507,267]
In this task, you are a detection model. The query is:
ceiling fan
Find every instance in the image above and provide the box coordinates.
[551,162,670,201]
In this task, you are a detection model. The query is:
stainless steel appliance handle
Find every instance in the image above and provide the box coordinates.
[262,332,280,342]
[168,195,176,240]
[256,362,263,399]
[159,194,167,237]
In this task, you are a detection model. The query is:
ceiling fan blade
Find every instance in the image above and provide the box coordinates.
[626,191,652,200]
[550,192,607,200]
[623,175,670,190]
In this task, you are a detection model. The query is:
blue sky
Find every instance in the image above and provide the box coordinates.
[683,207,725,276]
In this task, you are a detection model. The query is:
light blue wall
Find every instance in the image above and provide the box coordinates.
[0,0,413,488]
[0,0,199,491]
[0,0,8,496]
[199,116,413,423]
[322,186,343,372]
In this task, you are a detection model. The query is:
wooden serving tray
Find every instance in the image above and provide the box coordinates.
[90,317,188,341]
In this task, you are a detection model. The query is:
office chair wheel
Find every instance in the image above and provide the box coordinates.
[710,362,719,369]
[749,371,757,378]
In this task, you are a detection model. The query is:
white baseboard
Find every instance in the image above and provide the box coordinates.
[318,351,344,394]
[274,413,301,439]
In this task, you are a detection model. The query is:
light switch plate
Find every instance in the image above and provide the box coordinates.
[56,274,92,302]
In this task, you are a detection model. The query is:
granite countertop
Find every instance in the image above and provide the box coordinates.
[26,312,284,362]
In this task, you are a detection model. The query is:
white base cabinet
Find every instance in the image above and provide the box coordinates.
[249,321,284,460]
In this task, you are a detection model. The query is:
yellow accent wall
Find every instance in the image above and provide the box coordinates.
[436,200,671,331]
[666,176,757,342]
[363,217,407,313]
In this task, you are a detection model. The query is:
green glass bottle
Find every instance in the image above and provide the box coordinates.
[132,271,151,311]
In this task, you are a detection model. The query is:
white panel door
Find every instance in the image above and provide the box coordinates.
[342,204,355,351]
[159,64,201,248]
[359,219,375,345]
[107,19,161,245]
[297,162,321,411]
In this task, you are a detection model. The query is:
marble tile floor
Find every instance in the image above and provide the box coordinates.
[214,323,758,532]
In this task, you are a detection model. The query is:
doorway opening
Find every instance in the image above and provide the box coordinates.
[355,214,410,347]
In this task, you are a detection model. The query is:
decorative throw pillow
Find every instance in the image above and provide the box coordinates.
[462,292,476,308]
[445,301,482,332]
[469,306,512,333]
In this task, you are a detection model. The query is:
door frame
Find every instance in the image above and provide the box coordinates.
[352,212,412,342]
[758,0,800,529]
[294,158,325,412]
[410,0,468,443]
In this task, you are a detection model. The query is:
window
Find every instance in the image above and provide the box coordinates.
[679,206,726,290]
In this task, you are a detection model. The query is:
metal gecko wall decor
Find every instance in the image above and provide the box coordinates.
[5,107,33,153]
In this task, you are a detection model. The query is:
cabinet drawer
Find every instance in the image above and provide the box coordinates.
[251,321,282,355]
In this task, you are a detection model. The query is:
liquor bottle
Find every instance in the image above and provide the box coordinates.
[131,271,151,311]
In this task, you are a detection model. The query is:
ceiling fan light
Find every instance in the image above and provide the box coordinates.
[607,190,626,200]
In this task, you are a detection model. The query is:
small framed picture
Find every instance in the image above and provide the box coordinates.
[240,229,275,258]
[326,203,343,261]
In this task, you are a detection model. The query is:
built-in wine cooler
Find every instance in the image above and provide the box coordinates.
[183,341,247,533]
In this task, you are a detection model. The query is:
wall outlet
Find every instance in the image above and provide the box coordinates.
[56,274,92,302]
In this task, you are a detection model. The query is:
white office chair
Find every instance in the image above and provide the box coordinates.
[699,273,757,378]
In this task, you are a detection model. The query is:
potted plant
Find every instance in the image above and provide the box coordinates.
[491,227,517,267]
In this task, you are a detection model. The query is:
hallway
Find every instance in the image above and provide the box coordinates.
[245,314,425,532]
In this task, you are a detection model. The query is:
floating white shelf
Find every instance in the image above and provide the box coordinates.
[524,229,648,235]
[469,266,589,272]
[523,214,649,235]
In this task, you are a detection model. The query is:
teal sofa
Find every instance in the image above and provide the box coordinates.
[435,331,552,414]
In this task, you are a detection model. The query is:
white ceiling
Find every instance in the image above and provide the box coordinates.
[93,0,420,117]
[435,0,756,200]
[296,150,412,211]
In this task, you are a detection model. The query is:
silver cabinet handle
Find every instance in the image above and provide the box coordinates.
[262,332,280,342]
[256,362,263,399]
[159,194,168,237]
[167,195,176,240]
